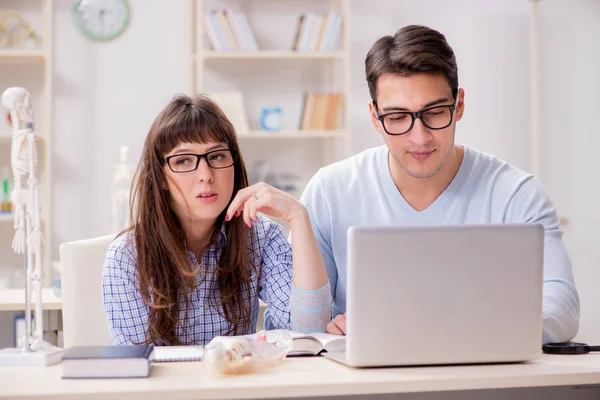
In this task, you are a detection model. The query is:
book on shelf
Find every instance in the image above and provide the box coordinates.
[292,12,342,52]
[205,8,258,52]
[300,92,343,131]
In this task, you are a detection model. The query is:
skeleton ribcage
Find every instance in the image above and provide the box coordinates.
[12,135,38,176]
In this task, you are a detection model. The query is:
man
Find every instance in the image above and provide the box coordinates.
[298,25,580,344]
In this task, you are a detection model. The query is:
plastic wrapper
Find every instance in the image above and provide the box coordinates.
[204,331,294,375]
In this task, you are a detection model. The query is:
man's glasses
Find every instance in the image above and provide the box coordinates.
[163,149,235,173]
[374,95,458,136]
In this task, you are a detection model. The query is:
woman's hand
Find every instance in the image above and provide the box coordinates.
[327,313,347,335]
[228,183,330,326]
[224,182,307,227]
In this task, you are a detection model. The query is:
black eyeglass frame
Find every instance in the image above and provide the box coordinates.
[373,89,459,136]
[163,149,237,173]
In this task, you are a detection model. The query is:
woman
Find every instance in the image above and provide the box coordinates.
[102,94,331,346]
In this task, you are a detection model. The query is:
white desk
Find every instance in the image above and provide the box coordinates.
[0,354,599,399]
[0,288,62,311]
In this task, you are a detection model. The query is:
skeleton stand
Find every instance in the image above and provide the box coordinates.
[0,87,63,366]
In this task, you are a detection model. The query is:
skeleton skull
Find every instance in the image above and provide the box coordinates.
[2,86,33,129]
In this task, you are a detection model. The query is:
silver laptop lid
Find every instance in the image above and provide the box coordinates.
[345,224,543,367]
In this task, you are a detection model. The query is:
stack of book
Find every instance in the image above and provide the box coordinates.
[292,12,342,52]
[204,8,259,51]
[300,93,343,131]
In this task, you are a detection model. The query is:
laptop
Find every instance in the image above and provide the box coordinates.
[324,224,544,367]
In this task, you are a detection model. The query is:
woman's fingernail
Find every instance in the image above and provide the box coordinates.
[225,214,230,221]
[246,222,251,228]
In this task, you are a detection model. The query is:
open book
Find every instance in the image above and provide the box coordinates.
[251,329,346,356]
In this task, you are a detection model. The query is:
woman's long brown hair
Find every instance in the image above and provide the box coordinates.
[127,94,253,345]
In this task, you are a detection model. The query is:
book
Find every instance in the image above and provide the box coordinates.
[152,346,204,362]
[216,9,239,51]
[207,10,230,51]
[230,329,345,356]
[61,345,153,379]
[262,329,345,356]
[204,12,222,51]
[234,11,259,51]
[299,92,343,130]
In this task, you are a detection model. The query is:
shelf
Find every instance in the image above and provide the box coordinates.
[197,51,346,60]
[0,134,46,144]
[0,214,48,224]
[0,0,54,290]
[0,288,62,311]
[238,129,346,138]
[0,49,46,62]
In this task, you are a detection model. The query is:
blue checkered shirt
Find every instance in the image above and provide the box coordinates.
[102,216,331,346]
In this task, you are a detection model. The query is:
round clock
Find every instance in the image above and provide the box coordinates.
[73,0,130,41]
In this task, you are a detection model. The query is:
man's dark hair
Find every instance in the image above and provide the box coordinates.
[365,25,458,104]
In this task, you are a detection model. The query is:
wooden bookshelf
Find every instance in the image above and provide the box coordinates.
[0,49,45,62]
[237,129,346,138]
[197,51,346,60]
[0,134,46,144]
[191,0,351,198]
[0,288,62,311]
[0,1,54,287]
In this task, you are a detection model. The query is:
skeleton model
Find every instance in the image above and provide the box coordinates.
[2,87,48,352]
[111,145,134,232]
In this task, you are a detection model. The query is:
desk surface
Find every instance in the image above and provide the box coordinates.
[0,354,599,399]
[0,288,62,311]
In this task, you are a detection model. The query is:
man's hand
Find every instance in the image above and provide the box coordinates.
[327,313,347,335]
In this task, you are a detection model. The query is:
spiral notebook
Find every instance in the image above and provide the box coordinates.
[152,346,204,363]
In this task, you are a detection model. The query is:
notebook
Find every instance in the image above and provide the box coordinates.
[62,345,153,379]
[152,346,204,362]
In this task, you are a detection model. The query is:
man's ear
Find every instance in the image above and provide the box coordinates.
[368,101,385,135]
[455,88,465,122]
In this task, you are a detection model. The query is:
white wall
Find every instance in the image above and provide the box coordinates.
[537,0,600,342]
[52,0,191,250]
[42,0,598,341]
[51,0,533,245]
[348,0,532,174]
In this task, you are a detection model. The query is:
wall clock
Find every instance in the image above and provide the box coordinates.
[73,0,130,41]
